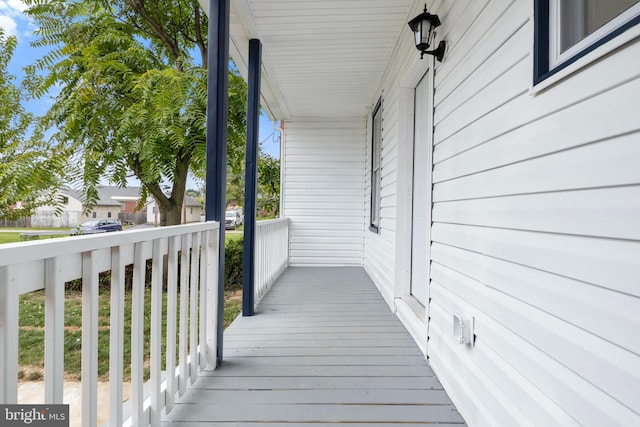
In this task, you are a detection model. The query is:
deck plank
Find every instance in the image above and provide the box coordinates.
[162,267,465,425]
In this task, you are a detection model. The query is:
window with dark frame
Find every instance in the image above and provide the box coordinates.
[370,98,382,233]
[534,0,640,84]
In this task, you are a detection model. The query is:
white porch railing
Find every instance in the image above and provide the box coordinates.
[254,218,289,305]
[0,222,220,427]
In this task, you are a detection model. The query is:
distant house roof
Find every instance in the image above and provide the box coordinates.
[98,186,142,200]
[60,187,85,203]
[146,195,202,208]
[61,185,201,207]
[184,196,202,207]
[60,185,142,207]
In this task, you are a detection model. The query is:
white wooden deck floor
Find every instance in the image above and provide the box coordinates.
[162,267,465,426]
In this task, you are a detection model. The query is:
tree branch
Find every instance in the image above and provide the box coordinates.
[192,2,207,66]
[122,0,184,69]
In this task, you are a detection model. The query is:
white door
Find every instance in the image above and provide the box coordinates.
[410,73,431,307]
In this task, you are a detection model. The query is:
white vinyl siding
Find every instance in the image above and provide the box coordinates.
[425,0,640,425]
[362,0,640,425]
[282,120,366,266]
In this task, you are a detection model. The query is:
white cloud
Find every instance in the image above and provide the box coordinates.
[0,1,31,39]
[0,0,27,16]
[0,15,17,36]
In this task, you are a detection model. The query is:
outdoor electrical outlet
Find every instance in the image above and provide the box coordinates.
[453,314,475,347]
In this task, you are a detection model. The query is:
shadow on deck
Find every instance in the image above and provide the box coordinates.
[162,267,465,426]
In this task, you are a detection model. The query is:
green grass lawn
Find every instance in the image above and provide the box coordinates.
[0,228,70,245]
[0,233,22,244]
[18,286,242,381]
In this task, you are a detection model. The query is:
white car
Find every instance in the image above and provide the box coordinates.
[225,210,243,229]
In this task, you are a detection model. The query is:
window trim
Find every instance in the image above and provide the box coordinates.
[369,97,383,233]
[534,0,640,85]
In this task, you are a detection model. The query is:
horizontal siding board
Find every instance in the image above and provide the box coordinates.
[435,21,529,124]
[290,243,364,252]
[434,78,640,180]
[429,322,526,426]
[434,43,640,161]
[285,198,364,205]
[430,283,639,426]
[284,155,363,163]
[428,305,581,427]
[290,236,363,245]
[431,223,640,298]
[435,0,528,108]
[435,57,529,142]
[434,133,640,201]
[430,263,640,413]
[433,186,640,240]
[286,188,363,197]
[430,241,640,354]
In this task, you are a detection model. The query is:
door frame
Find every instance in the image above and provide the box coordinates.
[393,57,435,357]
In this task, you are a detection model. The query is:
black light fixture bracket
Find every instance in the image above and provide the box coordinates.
[420,40,446,61]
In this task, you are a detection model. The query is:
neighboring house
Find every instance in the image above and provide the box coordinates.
[32,186,144,227]
[31,188,84,228]
[223,0,640,425]
[146,196,203,225]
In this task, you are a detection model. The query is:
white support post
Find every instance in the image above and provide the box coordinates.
[82,251,99,427]
[0,265,19,404]
[45,258,65,403]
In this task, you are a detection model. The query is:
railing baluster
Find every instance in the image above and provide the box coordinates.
[150,238,166,427]
[198,231,206,368]
[108,245,127,426]
[205,229,219,370]
[45,258,65,404]
[178,233,190,396]
[131,242,147,426]
[165,235,179,412]
[189,232,201,382]
[0,265,19,404]
[82,251,99,427]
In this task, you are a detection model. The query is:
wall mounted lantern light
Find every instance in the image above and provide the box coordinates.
[408,4,446,61]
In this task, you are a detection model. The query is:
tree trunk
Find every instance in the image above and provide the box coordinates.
[159,202,182,226]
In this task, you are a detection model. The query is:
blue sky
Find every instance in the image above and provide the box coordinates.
[0,0,280,164]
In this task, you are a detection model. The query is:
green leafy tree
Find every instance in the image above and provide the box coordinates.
[257,154,280,217]
[24,0,247,225]
[0,30,66,219]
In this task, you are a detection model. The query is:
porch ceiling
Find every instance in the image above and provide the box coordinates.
[202,0,414,120]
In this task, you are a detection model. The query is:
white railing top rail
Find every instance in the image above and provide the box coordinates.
[255,217,289,227]
[0,222,219,269]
